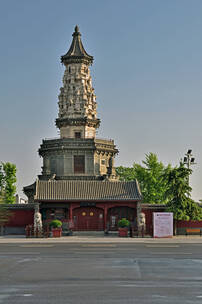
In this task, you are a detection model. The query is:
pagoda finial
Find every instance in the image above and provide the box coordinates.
[73,25,80,37]
[75,25,79,33]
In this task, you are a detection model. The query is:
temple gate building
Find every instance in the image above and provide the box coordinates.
[24,26,142,232]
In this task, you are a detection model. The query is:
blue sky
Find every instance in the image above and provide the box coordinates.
[0,0,202,201]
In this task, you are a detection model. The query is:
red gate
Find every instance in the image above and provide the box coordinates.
[73,207,104,231]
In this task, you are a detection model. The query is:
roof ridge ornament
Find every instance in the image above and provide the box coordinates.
[73,25,80,35]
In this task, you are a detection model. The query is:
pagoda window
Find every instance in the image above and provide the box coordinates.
[69,67,71,73]
[74,155,85,174]
[75,132,81,138]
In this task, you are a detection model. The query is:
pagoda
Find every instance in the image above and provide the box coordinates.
[38,25,118,181]
[24,26,141,232]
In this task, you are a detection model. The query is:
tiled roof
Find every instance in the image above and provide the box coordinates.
[61,26,93,64]
[34,180,142,202]
[4,203,36,210]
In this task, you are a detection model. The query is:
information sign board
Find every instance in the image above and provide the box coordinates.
[153,212,173,238]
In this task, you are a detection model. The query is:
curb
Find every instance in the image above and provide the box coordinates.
[0,236,202,244]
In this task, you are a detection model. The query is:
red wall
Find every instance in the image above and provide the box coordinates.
[142,208,167,235]
[141,209,153,235]
[176,220,202,228]
[8,205,202,235]
[141,211,202,235]
[6,210,34,227]
[6,206,202,235]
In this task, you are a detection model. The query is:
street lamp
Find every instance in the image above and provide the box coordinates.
[183,150,196,170]
[183,149,196,197]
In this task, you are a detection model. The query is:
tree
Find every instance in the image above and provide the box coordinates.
[0,204,12,235]
[116,153,171,204]
[0,162,16,234]
[0,164,5,200]
[0,162,17,204]
[165,163,202,220]
[115,166,136,182]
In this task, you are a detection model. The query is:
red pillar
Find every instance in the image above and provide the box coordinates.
[104,205,108,231]
[69,203,73,220]
[69,204,74,229]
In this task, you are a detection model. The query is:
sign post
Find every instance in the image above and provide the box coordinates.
[153,212,173,238]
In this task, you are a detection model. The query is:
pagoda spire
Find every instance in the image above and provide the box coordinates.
[56,26,100,139]
[61,25,93,65]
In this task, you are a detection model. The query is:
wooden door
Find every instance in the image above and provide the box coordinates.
[73,207,104,231]
[74,155,85,174]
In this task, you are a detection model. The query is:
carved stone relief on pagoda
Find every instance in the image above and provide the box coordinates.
[58,63,97,120]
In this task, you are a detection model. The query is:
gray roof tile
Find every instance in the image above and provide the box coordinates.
[34,180,142,202]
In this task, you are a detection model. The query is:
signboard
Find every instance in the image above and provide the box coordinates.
[80,202,96,207]
[153,212,173,238]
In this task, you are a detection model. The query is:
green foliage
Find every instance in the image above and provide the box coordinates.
[116,154,202,220]
[0,162,17,204]
[0,164,5,200]
[165,163,202,220]
[49,220,62,228]
[116,153,171,204]
[116,166,136,181]
[118,218,130,228]
[0,204,12,226]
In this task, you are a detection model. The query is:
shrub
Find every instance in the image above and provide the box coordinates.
[118,218,130,228]
[49,220,62,228]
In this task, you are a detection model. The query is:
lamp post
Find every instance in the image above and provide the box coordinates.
[183,149,196,197]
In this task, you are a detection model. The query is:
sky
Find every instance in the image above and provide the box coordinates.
[0,0,202,201]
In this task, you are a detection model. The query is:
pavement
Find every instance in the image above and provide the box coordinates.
[1,237,202,303]
[1,241,202,303]
[0,234,202,243]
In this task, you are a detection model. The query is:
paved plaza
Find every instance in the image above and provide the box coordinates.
[0,236,202,303]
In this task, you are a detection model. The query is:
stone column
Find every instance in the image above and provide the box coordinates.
[104,205,108,233]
